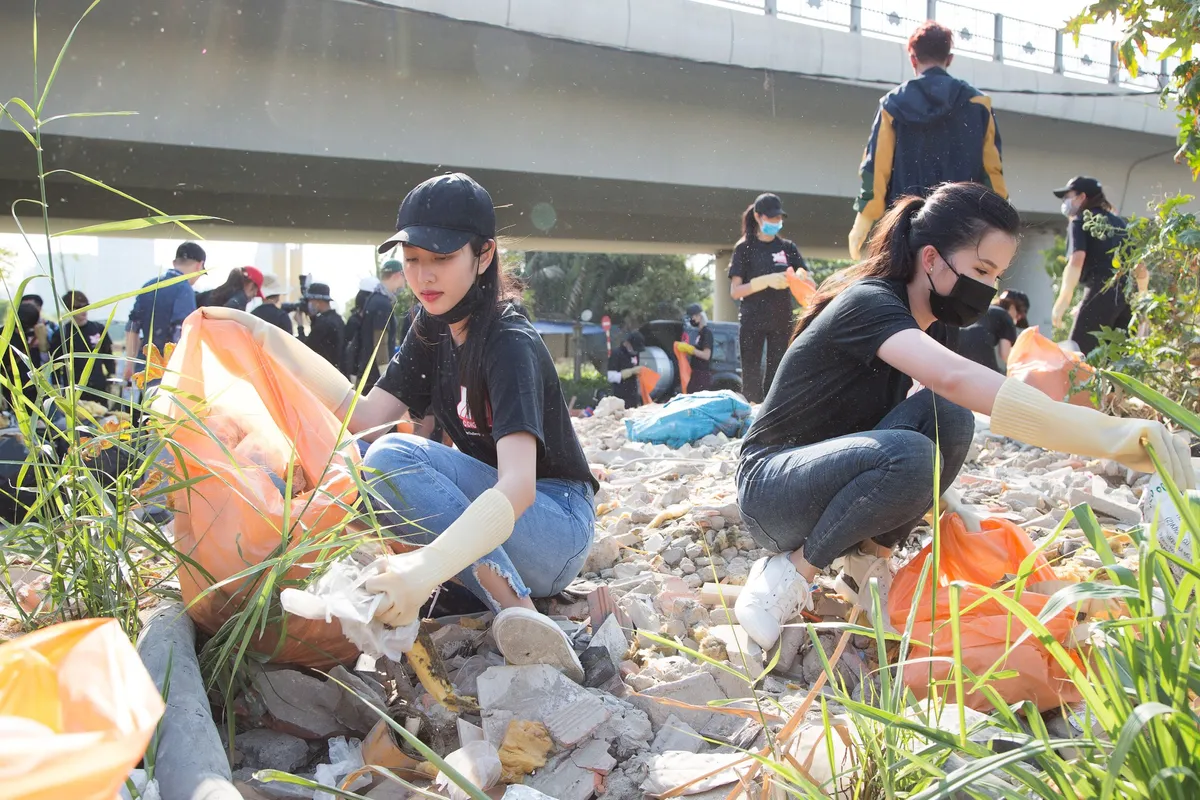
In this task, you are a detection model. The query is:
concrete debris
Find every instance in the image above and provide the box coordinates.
[650,714,703,754]
[235,729,310,773]
[252,669,345,740]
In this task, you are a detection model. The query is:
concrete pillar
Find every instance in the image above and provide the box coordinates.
[712,249,737,323]
[1000,224,1058,330]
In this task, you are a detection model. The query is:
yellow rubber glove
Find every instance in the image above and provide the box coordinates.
[677,342,696,356]
[848,213,873,260]
[199,306,353,413]
[364,489,515,627]
[990,379,1195,490]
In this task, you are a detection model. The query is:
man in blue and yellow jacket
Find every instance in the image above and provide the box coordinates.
[849,21,1007,259]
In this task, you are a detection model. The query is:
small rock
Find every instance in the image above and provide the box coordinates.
[662,547,685,567]
[628,672,727,733]
[252,669,344,740]
[235,730,310,773]
[650,714,702,753]
[585,534,622,573]
[679,558,696,575]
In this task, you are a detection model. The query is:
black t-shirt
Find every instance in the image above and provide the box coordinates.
[954,305,1016,374]
[728,237,806,325]
[49,320,113,393]
[357,291,398,383]
[300,309,346,370]
[377,305,598,492]
[607,346,641,408]
[691,326,714,374]
[743,279,948,451]
[251,303,294,335]
[1068,210,1127,289]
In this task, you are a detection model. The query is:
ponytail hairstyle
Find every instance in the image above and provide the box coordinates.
[793,182,1020,340]
[1079,188,1114,213]
[737,203,760,244]
[205,268,249,307]
[411,236,519,433]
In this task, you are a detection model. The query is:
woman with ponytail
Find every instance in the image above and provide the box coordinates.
[733,182,1194,649]
[205,174,597,680]
[727,193,809,403]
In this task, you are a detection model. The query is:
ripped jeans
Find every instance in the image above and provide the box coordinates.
[362,434,595,612]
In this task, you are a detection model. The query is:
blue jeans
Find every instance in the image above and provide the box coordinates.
[362,434,596,611]
[736,390,974,569]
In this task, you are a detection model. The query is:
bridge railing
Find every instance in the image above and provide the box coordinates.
[702,0,1175,90]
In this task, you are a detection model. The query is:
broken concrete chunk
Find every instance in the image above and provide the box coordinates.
[591,613,631,671]
[650,714,702,754]
[628,672,727,733]
[572,738,618,775]
[328,665,388,736]
[543,691,612,746]
[526,751,600,800]
[1068,488,1140,524]
[235,729,310,773]
[252,669,344,740]
[585,534,622,573]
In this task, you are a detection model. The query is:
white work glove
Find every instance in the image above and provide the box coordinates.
[991,379,1195,490]
[848,213,873,260]
[941,486,985,532]
[200,306,353,413]
[364,489,515,627]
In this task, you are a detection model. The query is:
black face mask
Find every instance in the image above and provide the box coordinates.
[429,259,487,325]
[926,252,995,327]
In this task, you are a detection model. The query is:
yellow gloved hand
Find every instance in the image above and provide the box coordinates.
[848,214,873,260]
[620,365,643,380]
[990,379,1196,490]
[364,489,515,628]
[677,342,696,356]
[198,306,353,413]
[748,274,781,293]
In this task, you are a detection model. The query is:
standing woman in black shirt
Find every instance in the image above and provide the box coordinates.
[727,193,808,403]
[1050,176,1136,356]
[731,182,1193,650]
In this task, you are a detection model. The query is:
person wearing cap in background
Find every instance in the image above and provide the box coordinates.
[678,303,714,393]
[250,273,293,334]
[952,288,1028,374]
[728,192,809,403]
[124,241,204,382]
[353,261,407,388]
[205,173,600,681]
[19,294,55,366]
[343,276,381,381]
[1051,176,1147,356]
[296,282,345,370]
[607,331,646,409]
[848,21,1006,260]
[196,266,263,312]
[49,290,115,399]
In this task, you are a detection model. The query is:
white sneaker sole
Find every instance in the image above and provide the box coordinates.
[492,607,585,684]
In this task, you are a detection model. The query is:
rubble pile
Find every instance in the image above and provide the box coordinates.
[232,403,1152,799]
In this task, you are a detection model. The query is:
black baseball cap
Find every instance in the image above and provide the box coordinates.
[175,241,206,263]
[1053,176,1102,199]
[686,303,703,317]
[753,192,787,218]
[627,331,646,351]
[377,173,497,255]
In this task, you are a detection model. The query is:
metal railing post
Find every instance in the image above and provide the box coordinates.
[1054,30,1065,74]
[993,14,1004,62]
[850,0,862,32]
[926,0,937,21]
[1109,41,1121,83]
[765,0,778,16]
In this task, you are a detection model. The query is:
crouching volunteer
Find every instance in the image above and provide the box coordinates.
[733,182,1194,650]
[206,173,598,682]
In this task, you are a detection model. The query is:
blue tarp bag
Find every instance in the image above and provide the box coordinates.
[624,390,752,448]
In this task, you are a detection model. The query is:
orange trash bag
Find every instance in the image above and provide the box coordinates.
[157,311,361,667]
[888,513,1083,711]
[0,619,165,800]
[639,367,661,406]
[1006,326,1093,407]
[673,341,693,395]
[785,267,816,307]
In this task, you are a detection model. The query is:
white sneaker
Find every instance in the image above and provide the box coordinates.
[833,549,895,632]
[492,607,585,684]
[735,553,813,650]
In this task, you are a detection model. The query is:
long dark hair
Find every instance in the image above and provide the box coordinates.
[737,203,760,244]
[411,236,518,433]
[997,289,1030,328]
[204,268,251,307]
[794,182,1020,340]
[1079,189,1114,213]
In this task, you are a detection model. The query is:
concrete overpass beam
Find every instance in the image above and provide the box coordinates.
[712,249,737,323]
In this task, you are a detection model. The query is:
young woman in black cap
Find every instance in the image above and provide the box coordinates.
[204,174,599,680]
[731,183,1193,650]
[1051,176,1144,355]
[727,192,808,403]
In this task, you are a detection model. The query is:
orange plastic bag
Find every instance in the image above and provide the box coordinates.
[640,367,661,406]
[1006,326,1093,407]
[785,267,816,307]
[889,513,1083,711]
[673,341,693,395]
[0,619,165,799]
[159,312,361,666]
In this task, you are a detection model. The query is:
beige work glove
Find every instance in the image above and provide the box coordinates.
[748,273,787,293]
[364,489,515,627]
[200,306,353,413]
[991,379,1195,490]
[941,486,985,531]
[620,365,643,380]
[848,213,873,260]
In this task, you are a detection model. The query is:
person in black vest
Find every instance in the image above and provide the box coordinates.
[1051,176,1138,356]
[727,193,808,403]
[250,273,294,334]
[297,283,345,370]
[607,331,646,409]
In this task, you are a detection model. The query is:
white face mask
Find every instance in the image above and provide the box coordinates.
[1061,199,1075,217]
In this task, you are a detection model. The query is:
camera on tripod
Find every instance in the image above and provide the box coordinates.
[280,274,311,314]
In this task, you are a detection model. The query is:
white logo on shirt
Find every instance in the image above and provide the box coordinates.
[772,251,788,266]
[457,386,476,430]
